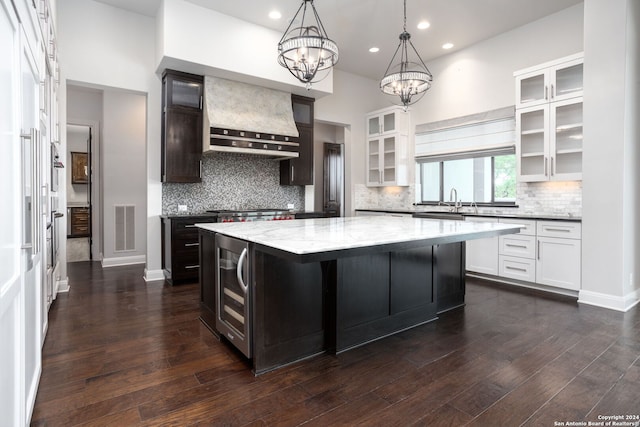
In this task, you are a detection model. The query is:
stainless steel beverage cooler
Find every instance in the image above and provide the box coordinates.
[215,234,251,358]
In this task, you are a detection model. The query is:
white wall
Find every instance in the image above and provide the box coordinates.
[411,4,584,124]
[157,0,332,97]
[581,0,638,310]
[315,69,390,215]
[57,0,163,279]
[102,90,147,263]
[354,4,584,212]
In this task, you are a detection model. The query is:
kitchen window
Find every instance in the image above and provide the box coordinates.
[417,147,516,205]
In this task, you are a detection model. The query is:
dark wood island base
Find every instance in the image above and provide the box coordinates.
[199,229,465,375]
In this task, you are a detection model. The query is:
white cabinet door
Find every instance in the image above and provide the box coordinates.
[0,2,24,426]
[366,134,408,187]
[366,137,381,186]
[465,217,499,275]
[536,236,581,290]
[516,104,550,182]
[367,108,406,137]
[550,98,583,181]
[515,55,583,109]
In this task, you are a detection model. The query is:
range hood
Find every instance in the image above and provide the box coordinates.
[204,76,300,159]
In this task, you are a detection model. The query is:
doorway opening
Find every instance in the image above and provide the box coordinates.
[66,124,94,262]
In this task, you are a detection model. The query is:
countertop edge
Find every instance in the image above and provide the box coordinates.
[355,209,581,222]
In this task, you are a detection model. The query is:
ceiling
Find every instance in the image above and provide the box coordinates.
[93,0,583,81]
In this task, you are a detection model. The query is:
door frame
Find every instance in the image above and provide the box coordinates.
[323,142,344,217]
[66,119,101,262]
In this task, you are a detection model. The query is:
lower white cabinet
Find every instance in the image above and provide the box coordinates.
[536,221,581,290]
[465,217,499,275]
[467,217,582,292]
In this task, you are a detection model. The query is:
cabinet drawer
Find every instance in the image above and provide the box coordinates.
[499,256,536,282]
[499,234,535,258]
[174,237,200,251]
[499,218,536,236]
[537,221,581,239]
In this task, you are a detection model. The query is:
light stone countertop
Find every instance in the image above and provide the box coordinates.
[196,216,522,256]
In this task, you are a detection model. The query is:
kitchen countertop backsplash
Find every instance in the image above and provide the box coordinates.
[162,152,305,215]
[355,181,582,219]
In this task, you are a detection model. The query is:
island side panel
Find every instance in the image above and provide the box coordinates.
[252,249,326,375]
[332,247,439,353]
[435,242,466,314]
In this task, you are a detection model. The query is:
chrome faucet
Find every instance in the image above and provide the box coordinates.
[449,188,461,213]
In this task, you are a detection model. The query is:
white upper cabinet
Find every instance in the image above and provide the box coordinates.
[366,107,409,187]
[515,53,583,182]
[515,54,583,109]
[367,108,407,137]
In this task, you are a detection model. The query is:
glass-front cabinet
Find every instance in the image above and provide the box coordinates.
[368,109,402,137]
[515,54,583,109]
[515,53,583,182]
[516,98,582,182]
[365,107,409,187]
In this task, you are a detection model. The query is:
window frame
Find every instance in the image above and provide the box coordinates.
[417,147,517,206]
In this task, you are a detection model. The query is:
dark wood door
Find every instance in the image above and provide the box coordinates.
[162,107,202,182]
[323,142,342,217]
[280,95,314,186]
[161,70,203,183]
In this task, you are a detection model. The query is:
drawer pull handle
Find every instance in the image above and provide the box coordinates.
[505,243,527,248]
[506,266,527,272]
[184,242,199,247]
[544,227,570,232]
[184,265,199,270]
[184,225,197,228]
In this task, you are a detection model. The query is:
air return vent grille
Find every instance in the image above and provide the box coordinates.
[115,205,135,252]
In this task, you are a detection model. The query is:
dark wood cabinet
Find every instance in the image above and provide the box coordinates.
[161,215,216,285]
[161,70,204,183]
[68,207,90,237]
[280,95,314,185]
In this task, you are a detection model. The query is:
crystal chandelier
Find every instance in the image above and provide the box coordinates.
[380,0,433,109]
[277,0,339,88]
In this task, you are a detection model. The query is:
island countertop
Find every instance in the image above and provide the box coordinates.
[196,216,522,260]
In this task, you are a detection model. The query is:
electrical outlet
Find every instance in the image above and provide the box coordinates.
[287,203,295,210]
[178,204,188,212]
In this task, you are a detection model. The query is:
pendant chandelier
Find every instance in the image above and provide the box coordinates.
[380,0,433,109]
[277,0,339,88]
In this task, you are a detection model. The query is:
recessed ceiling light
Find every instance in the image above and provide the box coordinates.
[268,10,282,20]
[369,47,380,53]
[442,42,454,50]
[417,21,430,30]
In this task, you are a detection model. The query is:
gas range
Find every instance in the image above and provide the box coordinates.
[206,209,294,223]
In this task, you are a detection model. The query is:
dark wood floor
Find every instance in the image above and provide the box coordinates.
[32,262,640,426]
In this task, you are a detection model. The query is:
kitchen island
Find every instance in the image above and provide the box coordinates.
[197,216,522,374]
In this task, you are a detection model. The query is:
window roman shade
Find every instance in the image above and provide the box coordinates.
[415,106,515,159]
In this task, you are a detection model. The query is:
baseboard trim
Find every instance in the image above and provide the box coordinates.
[144,269,165,282]
[578,288,640,312]
[101,255,146,268]
[56,277,70,293]
[466,272,579,298]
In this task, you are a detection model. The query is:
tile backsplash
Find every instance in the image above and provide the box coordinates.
[162,152,305,215]
[356,181,582,218]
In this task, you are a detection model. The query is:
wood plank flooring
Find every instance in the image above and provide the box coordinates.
[32,262,640,426]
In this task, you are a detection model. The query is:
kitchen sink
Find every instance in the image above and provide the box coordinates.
[413,211,465,220]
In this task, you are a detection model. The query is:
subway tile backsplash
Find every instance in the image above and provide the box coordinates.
[355,181,582,218]
[162,152,305,215]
